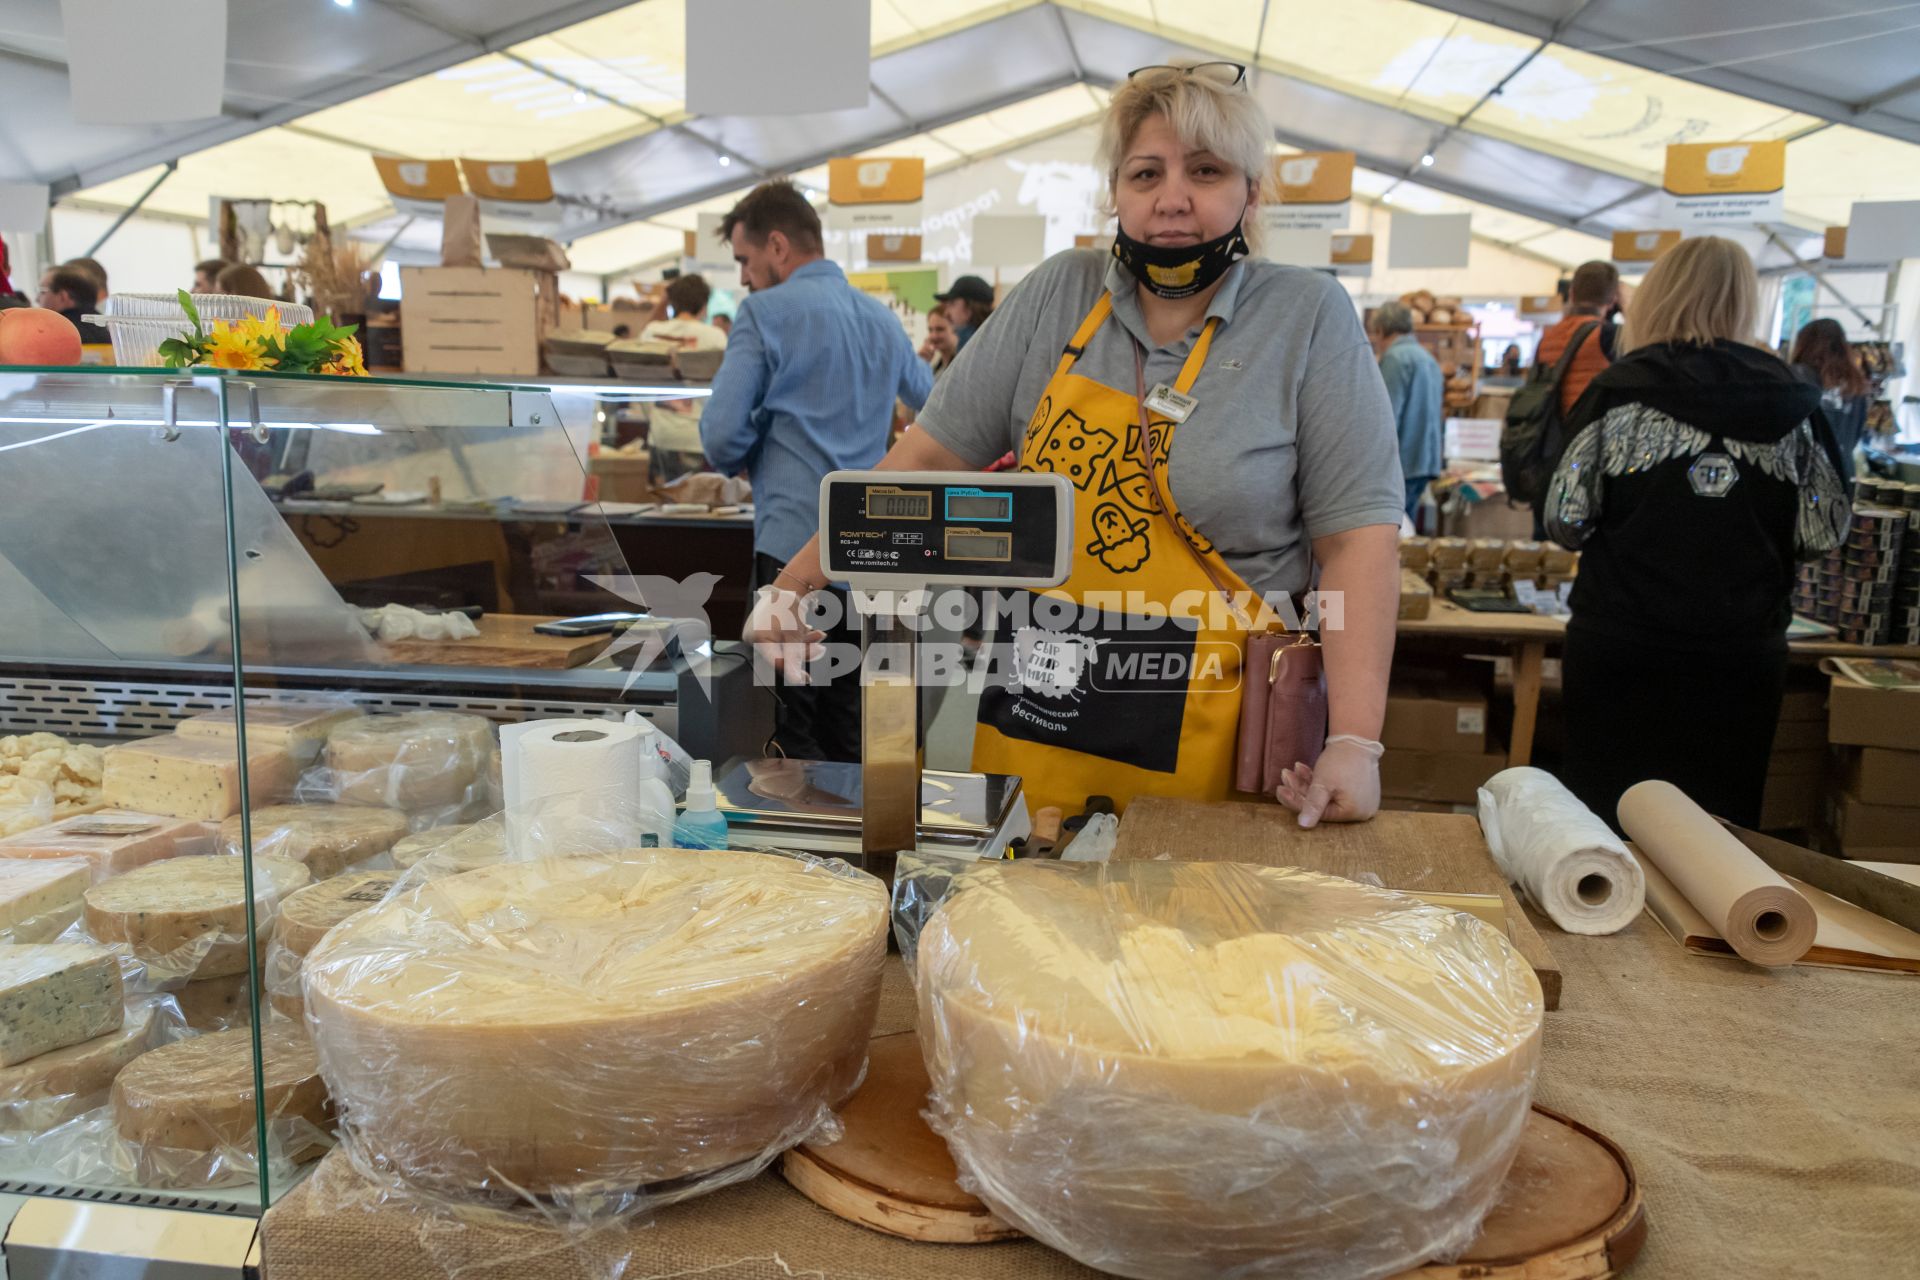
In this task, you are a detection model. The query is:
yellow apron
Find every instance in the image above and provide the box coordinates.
[972,293,1264,816]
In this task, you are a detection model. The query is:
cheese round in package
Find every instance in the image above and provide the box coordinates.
[913,861,1544,1280]
[304,849,888,1198]
[83,855,311,980]
[388,821,506,874]
[216,804,408,879]
[324,713,491,811]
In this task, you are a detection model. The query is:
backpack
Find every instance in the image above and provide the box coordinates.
[1501,321,1600,506]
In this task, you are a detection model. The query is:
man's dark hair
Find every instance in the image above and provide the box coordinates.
[666,273,712,318]
[195,258,230,280]
[717,181,823,255]
[1569,260,1620,309]
[44,268,98,311]
[62,257,107,290]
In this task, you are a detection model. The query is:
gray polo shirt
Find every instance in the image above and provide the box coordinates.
[916,250,1404,599]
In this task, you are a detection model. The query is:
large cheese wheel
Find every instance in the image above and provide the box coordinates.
[304,850,888,1197]
[112,1024,331,1187]
[0,1003,157,1131]
[388,822,505,874]
[173,970,265,1032]
[83,855,310,981]
[216,805,407,879]
[277,870,400,959]
[324,713,490,810]
[914,861,1543,1280]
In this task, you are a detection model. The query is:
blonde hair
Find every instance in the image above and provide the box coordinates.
[1097,61,1270,250]
[1617,236,1759,354]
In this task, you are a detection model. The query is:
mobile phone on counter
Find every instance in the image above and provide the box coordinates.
[533,612,649,637]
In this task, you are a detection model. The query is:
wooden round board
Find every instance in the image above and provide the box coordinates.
[787,1034,1646,1276]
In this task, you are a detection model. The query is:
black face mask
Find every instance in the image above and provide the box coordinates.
[1111,216,1250,299]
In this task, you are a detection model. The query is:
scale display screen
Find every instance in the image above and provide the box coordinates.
[821,470,1072,589]
[945,530,1012,561]
[866,487,932,520]
[946,491,1012,521]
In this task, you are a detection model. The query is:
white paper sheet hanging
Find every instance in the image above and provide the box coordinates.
[1477,766,1645,935]
[688,0,869,116]
[1261,227,1333,268]
[63,0,227,125]
[0,184,50,234]
[1845,201,1920,264]
[970,215,1048,269]
[1388,213,1472,270]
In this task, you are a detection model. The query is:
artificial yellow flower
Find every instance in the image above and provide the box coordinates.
[234,309,283,345]
[319,337,369,377]
[202,325,277,371]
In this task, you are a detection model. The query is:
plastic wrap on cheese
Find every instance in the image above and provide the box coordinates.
[320,713,493,825]
[217,804,408,879]
[303,848,889,1215]
[897,856,1544,1280]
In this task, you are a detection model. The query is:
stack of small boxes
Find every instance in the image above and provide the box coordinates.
[1400,537,1578,595]
[1867,480,1920,646]
[1795,483,1911,645]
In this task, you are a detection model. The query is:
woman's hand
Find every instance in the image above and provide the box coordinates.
[745,585,825,684]
[1275,735,1384,828]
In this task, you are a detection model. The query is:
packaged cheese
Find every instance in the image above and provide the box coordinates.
[102,735,295,821]
[0,858,90,943]
[304,849,887,1200]
[0,942,124,1066]
[0,810,215,883]
[0,1001,159,1131]
[388,821,506,875]
[216,804,408,880]
[173,970,265,1032]
[176,703,363,767]
[267,870,399,1021]
[903,858,1543,1280]
[324,713,491,812]
[83,855,311,982]
[112,1024,332,1188]
[0,775,54,838]
[0,733,105,822]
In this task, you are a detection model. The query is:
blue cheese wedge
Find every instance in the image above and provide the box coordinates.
[0,942,124,1066]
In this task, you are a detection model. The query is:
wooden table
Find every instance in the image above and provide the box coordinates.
[1397,602,1920,768]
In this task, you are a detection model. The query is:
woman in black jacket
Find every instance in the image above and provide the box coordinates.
[1546,236,1848,829]
[1789,318,1871,482]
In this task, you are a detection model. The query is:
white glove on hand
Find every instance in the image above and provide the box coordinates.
[1276,735,1385,829]
[745,586,825,685]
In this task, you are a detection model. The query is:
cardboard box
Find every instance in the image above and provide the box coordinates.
[1398,569,1432,621]
[1380,749,1506,804]
[401,266,547,376]
[1827,677,1920,751]
[589,454,654,504]
[1842,748,1920,808]
[1758,768,1822,829]
[1826,789,1920,850]
[1771,717,1830,752]
[1778,686,1827,723]
[1765,748,1827,779]
[1383,690,1489,754]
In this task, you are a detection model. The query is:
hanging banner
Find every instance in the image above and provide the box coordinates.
[847,268,940,313]
[1388,213,1471,269]
[1074,233,1114,254]
[1330,232,1374,275]
[1846,200,1920,263]
[459,158,561,232]
[867,233,923,262]
[1263,152,1354,234]
[1660,141,1785,228]
[64,0,226,125]
[374,157,465,217]
[0,183,50,234]
[826,157,925,231]
[970,215,1047,268]
[1519,295,1562,318]
[1824,226,1847,260]
[1611,229,1682,264]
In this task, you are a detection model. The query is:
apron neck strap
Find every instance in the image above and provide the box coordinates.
[1054,293,1114,378]
[1175,317,1221,394]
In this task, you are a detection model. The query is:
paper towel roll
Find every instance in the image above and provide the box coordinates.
[1477,767,1645,935]
[1617,780,1816,967]
[501,719,645,855]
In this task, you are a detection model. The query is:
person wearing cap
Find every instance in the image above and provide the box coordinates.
[937,275,995,349]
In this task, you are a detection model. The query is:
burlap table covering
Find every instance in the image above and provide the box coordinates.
[260,915,1920,1279]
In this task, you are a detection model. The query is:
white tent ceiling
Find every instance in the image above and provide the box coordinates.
[9,0,1920,282]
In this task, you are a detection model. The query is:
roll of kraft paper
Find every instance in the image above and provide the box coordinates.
[1617,780,1816,967]
[1477,767,1644,935]
[500,719,645,855]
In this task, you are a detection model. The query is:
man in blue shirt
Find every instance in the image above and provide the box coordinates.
[1369,300,1443,523]
[703,180,933,760]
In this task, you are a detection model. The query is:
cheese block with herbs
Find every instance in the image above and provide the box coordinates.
[176,703,363,767]
[216,804,408,880]
[0,858,90,943]
[324,713,492,811]
[0,942,124,1066]
[0,810,216,882]
[84,855,310,981]
[0,1002,158,1131]
[102,735,294,821]
[913,860,1544,1280]
[304,849,888,1196]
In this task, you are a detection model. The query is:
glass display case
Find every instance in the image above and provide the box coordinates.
[0,366,769,1271]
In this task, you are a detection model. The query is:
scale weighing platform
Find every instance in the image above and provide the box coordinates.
[719,470,1072,881]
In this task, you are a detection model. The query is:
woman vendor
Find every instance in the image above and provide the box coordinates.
[750,61,1404,827]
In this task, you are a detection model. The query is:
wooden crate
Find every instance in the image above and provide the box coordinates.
[401,266,558,376]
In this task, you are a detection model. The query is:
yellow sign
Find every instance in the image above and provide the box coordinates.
[1330,233,1373,265]
[1824,226,1847,259]
[867,233,923,262]
[459,158,554,202]
[1273,152,1355,205]
[373,156,463,201]
[828,157,925,205]
[683,230,699,258]
[1663,141,1785,197]
[1519,295,1562,316]
[1611,229,1682,263]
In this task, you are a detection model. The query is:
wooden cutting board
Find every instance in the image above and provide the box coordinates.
[1111,799,1562,1009]
[377,614,611,669]
[786,1034,1645,1277]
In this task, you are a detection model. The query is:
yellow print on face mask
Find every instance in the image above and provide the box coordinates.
[1146,258,1202,289]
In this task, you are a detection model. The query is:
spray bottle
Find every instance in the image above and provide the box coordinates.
[674,759,729,849]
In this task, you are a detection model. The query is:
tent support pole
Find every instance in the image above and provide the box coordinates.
[84,161,177,257]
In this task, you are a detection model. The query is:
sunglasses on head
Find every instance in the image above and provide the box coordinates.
[1127,62,1248,88]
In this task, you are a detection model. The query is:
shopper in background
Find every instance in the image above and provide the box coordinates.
[1370,300,1443,523]
[642,273,728,350]
[704,179,933,761]
[61,257,108,301]
[1496,343,1523,376]
[1789,318,1870,482]
[935,274,994,349]
[1535,261,1620,415]
[215,264,277,300]
[640,273,728,480]
[712,313,732,336]
[35,268,108,342]
[920,306,959,375]
[1546,236,1847,830]
[193,259,230,293]
[748,60,1404,824]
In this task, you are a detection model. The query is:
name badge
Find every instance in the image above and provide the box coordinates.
[1143,383,1197,423]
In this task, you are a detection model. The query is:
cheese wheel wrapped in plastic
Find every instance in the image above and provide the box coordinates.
[908,859,1544,1280]
[304,849,888,1203]
[216,803,408,879]
[323,712,491,813]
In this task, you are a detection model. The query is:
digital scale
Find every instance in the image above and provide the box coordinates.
[716,470,1073,883]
